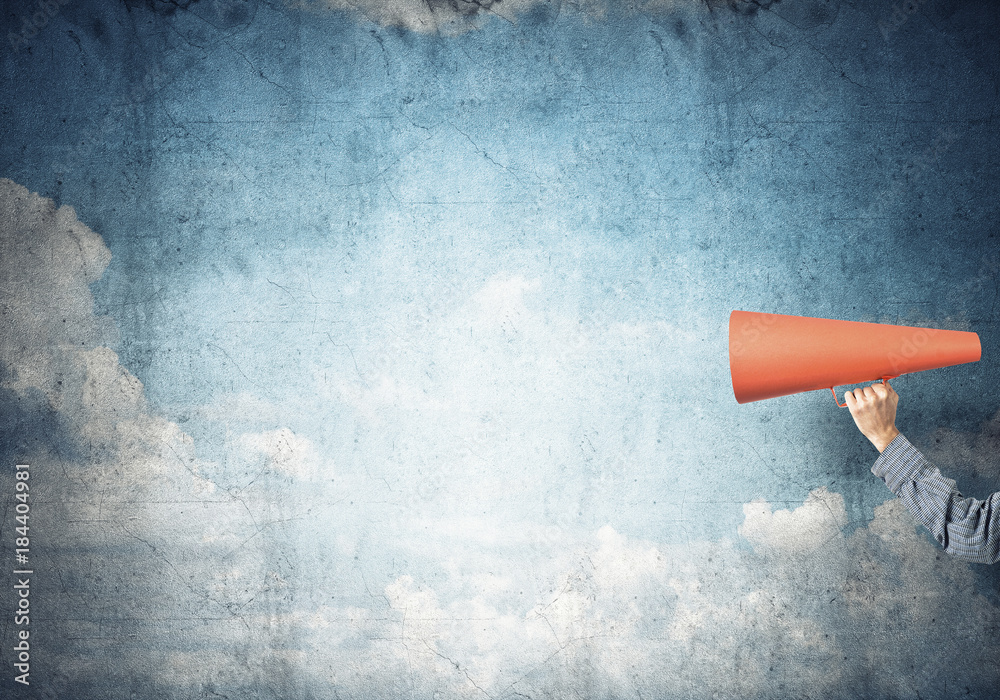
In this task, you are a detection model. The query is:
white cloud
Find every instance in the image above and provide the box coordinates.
[236,426,324,479]
[0,178,115,397]
[6,178,1000,698]
[272,491,1000,699]
[292,0,715,34]
[299,0,561,34]
[473,273,540,325]
[739,486,848,556]
[0,180,280,692]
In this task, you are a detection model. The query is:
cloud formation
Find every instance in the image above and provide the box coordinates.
[0,180,308,693]
[3,179,1000,698]
[0,178,114,396]
[293,491,999,700]
[236,426,325,479]
[740,486,847,556]
[298,0,766,34]
[304,0,558,34]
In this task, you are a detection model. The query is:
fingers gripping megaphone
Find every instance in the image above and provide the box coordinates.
[729,311,982,405]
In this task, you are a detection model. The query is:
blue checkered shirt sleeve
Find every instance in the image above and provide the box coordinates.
[872,434,1000,564]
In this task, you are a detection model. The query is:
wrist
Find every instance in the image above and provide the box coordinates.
[870,427,900,453]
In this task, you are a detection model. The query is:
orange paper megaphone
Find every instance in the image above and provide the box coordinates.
[729,311,981,405]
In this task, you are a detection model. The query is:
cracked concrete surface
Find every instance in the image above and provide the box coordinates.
[2,0,1000,698]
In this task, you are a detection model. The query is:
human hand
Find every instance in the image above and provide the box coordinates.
[845,380,900,453]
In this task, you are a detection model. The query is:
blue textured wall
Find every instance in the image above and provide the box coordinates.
[2,0,999,697]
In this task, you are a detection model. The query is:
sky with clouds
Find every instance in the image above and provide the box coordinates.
[2,0,1000,697]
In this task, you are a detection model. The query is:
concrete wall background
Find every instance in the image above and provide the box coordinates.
[2,0,999,697]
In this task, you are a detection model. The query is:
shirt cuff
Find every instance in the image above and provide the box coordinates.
[871,433,925,495]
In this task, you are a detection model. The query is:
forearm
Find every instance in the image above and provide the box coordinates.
[872,435,1000,564]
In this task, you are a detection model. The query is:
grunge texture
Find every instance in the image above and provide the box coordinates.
[1,0,999,698]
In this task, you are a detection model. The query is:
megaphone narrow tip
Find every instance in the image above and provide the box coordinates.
[729,310,981,404]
